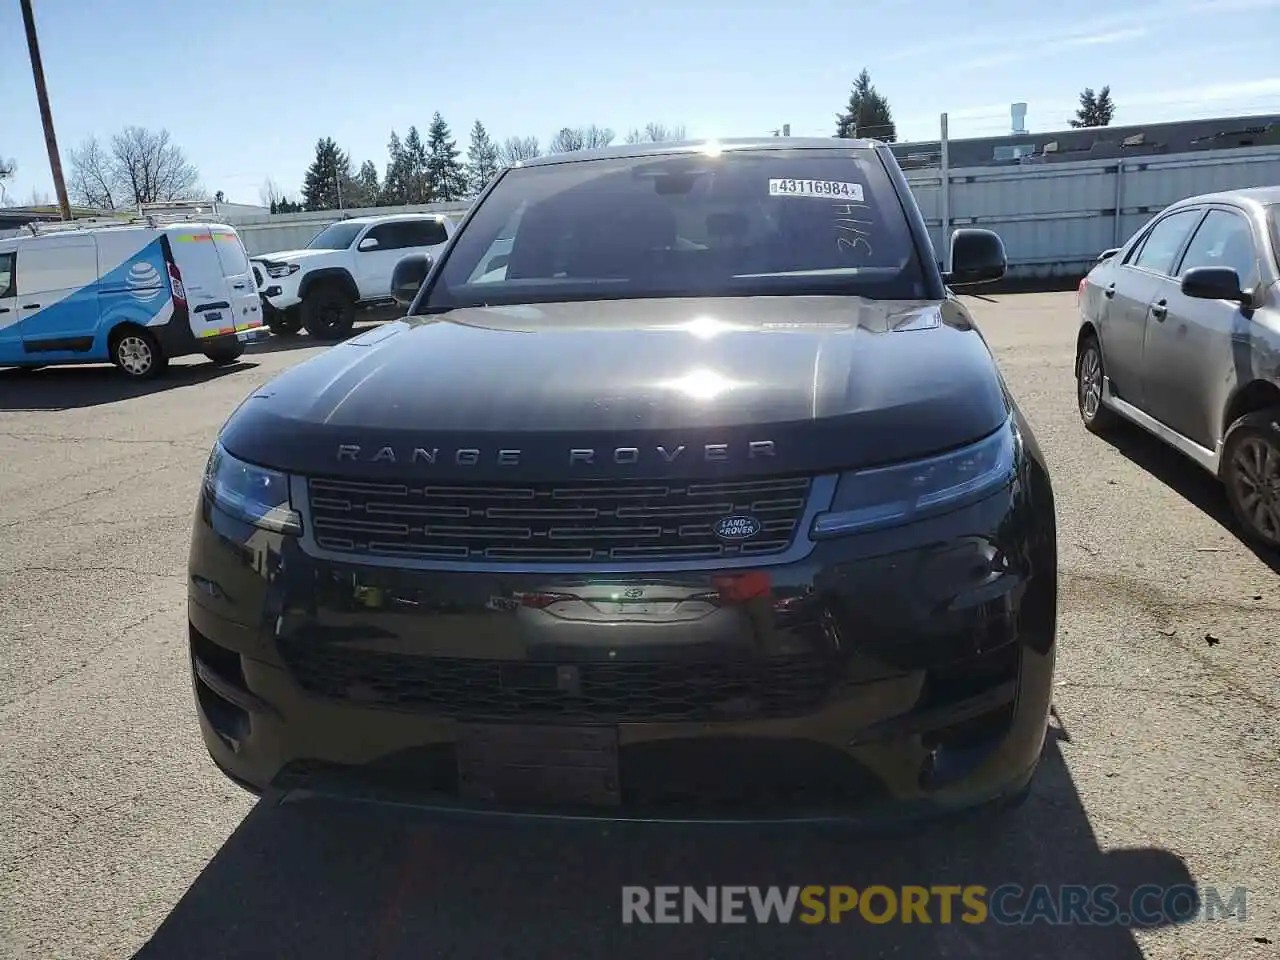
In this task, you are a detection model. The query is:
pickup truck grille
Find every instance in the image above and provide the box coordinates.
[277,640,836,722]
[304,475,813,564]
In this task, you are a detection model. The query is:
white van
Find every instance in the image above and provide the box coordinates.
[0,218,265,379]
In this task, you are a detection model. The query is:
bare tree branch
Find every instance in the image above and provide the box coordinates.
[0,157,15,206]
[67,136,116,209]
[497,136,541,165]
[548,127,586,153]
[624,122,687,144]
[260,177,283,208]
[111,126,201,205]
[548,125,616,154]
[67,127,202,209]
[582,125,615,149]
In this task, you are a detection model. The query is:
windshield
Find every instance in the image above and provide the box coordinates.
[423,147,927,310]
[306,221,364,250]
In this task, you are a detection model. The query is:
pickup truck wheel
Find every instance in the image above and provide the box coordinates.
[111,327,168,380]
[204,340,245,366]
[1221,409,1280,550]
[301,284,355,340]
[267,306,303,336]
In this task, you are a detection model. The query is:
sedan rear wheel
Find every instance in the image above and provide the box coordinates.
[1222,410,1280,550]
[1076,335,1119,434]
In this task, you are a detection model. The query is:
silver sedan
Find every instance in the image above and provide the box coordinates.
[1075,185,1280,548]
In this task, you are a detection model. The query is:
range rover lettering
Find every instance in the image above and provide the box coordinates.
[188,137,1058,822]
[334,440,778,466]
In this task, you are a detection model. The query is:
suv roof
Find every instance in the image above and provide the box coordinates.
[516,136,886,168]
[338,212,451,226]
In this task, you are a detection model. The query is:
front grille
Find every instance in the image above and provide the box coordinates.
[304,475,814,564]
[278,640,836,722]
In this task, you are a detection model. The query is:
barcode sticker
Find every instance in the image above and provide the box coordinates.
[768,179,864,201]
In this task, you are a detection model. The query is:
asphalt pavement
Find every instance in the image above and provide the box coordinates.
[1,293,1277,959]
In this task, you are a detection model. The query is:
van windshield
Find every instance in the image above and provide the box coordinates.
[307,222,363,250]
[424,146,927,310]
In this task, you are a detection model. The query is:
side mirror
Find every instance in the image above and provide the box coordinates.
[358,237,379,251]
[947,228,1006,286]
[391,253,433,307]
[1181,266,1249,304]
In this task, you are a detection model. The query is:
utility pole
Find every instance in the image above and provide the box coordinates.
[940,112,951,274]
[20,0,71,220]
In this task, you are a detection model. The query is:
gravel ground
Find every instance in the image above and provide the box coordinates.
[1,293,1277,959]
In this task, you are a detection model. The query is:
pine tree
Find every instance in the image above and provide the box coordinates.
[352,160,380,207]
[465,120,501,196]
[426,112,467,201]
[402,125,432,203]
[301,137,353,211]
[835,68,897,142]
[1070,86,1115,128]
[382,130,409,205]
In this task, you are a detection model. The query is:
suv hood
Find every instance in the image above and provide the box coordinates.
[219,296,1010,482]
[251,248,337,265]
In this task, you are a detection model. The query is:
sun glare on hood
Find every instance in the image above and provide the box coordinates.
[656,367,747,401]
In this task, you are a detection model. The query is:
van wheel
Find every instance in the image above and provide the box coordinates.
[204,340,245,366]
[1220,409,1280,550]
[267,306,303,336]
[111,327,167,379]
[301,283,355,340]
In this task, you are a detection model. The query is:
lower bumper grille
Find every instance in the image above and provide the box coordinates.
[303,474,814,564]
[278,640,837,722]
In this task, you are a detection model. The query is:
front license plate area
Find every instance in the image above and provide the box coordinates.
[456,723,620,807]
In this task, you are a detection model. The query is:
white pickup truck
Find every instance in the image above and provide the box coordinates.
[250,212,455,339]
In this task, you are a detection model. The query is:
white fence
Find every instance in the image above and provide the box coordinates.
[134,144,1280,276]
[909,144,1280,278]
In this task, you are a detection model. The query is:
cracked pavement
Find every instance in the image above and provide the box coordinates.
[1,297,1278,960]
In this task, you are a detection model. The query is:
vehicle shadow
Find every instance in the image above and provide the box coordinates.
[0,361,258,412]
[1097,417,1280,575]
[133,722,1197,960]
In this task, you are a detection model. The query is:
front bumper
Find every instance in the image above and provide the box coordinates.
[259,286,301,311]
[251,262,303,311]
[186,461,1057,824]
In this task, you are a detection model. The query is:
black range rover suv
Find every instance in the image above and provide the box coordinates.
[188,138,1058,823]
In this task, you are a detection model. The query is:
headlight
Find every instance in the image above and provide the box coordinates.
[263,261,300,279]
[203,443,301,534]
[810,420,1017,538]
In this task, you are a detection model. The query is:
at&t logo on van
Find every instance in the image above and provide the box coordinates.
[127,260,163,302]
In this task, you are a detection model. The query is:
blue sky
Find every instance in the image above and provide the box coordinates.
[3,0,1279,206]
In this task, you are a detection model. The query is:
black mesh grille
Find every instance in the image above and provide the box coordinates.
[278,641,837,722]
[252,265,263,287]
[304,475,813,564]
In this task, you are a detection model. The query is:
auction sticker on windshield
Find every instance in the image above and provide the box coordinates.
[769,179,864,201]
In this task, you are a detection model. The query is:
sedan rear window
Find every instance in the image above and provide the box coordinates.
[425,147,927,309]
